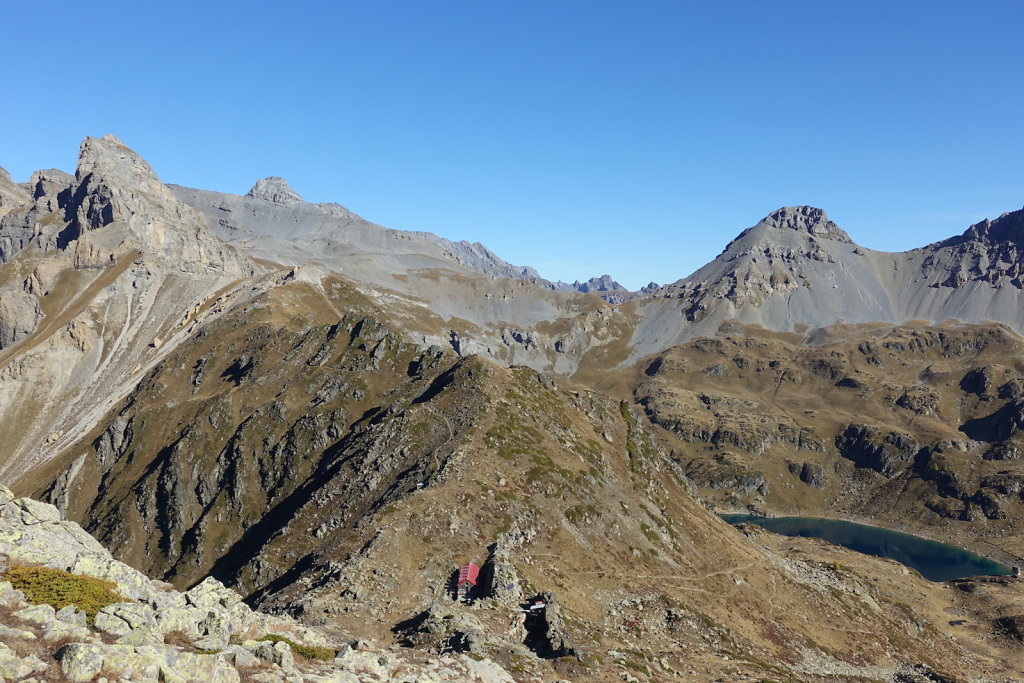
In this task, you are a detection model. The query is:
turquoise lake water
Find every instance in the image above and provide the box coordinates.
[720,514,1012,582]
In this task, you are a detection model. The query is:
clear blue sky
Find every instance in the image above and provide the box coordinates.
[3,1,1022,289]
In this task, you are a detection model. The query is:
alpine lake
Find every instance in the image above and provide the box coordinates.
[720,514,1013,582]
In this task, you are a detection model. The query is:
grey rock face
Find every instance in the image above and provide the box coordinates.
[175,181,549,283]
[66,135,253,275]
[94,602,158,637]
[0,290,43,348]
[952,207,1024,246]
[247,176,304,204]
[56,604,87,627]
[29,168,74,213]
[13,603,57,625]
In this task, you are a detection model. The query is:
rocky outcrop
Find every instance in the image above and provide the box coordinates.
[396,601,491,654]
[0,290,42,348]
[788,461,826,488]
[961,399,1024,442]
[247,177,304,204]
[759,206,853,243]
[524,592,578,660]
[0,167,30,217]
[835,424,919,477]
[639,385,823,456]
[995,615,1024,643]
[0,487,515,682]
[685,454,769,495]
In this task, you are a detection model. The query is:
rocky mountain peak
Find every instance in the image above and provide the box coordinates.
[759,205,852,243]
[70,134,187,233]
[247,176,304,204]
[77,135,161,188]
[58,135,254,275]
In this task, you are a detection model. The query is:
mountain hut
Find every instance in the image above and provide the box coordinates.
[457,562,480,602]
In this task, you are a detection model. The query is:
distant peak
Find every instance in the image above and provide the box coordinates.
[759,206,851,242]
[247,177,303,204]
[574,275,626,293]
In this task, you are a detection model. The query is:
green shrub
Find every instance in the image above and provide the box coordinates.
[3,566,124,623]
[259,634,336,661]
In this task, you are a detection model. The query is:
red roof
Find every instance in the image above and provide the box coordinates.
[457,562,480,586]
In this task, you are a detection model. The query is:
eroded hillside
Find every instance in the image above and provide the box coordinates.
[25,286,1024,679]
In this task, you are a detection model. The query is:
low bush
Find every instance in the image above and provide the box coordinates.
[3,565,123,622]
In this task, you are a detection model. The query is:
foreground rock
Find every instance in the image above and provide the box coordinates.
[0,486,514,682]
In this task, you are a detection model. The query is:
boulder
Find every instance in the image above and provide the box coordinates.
[55,642,108,682]
[94,602,157,637]
[11,497,62,524]
[12,603,56,624]
[219,644,261,668]
[0,580,26,609]
[42,618,92,642]
[799,462,826,488]
[154,604,207,639]
[194,608,232,650]
[55,604,87,627]
[0,642,46,679]
[248,639,295,669]
[395,601,490,654]
[69,552,158,602]
[0,623,36,640]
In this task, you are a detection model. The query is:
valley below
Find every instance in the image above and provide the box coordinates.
[2,136,1024,681]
